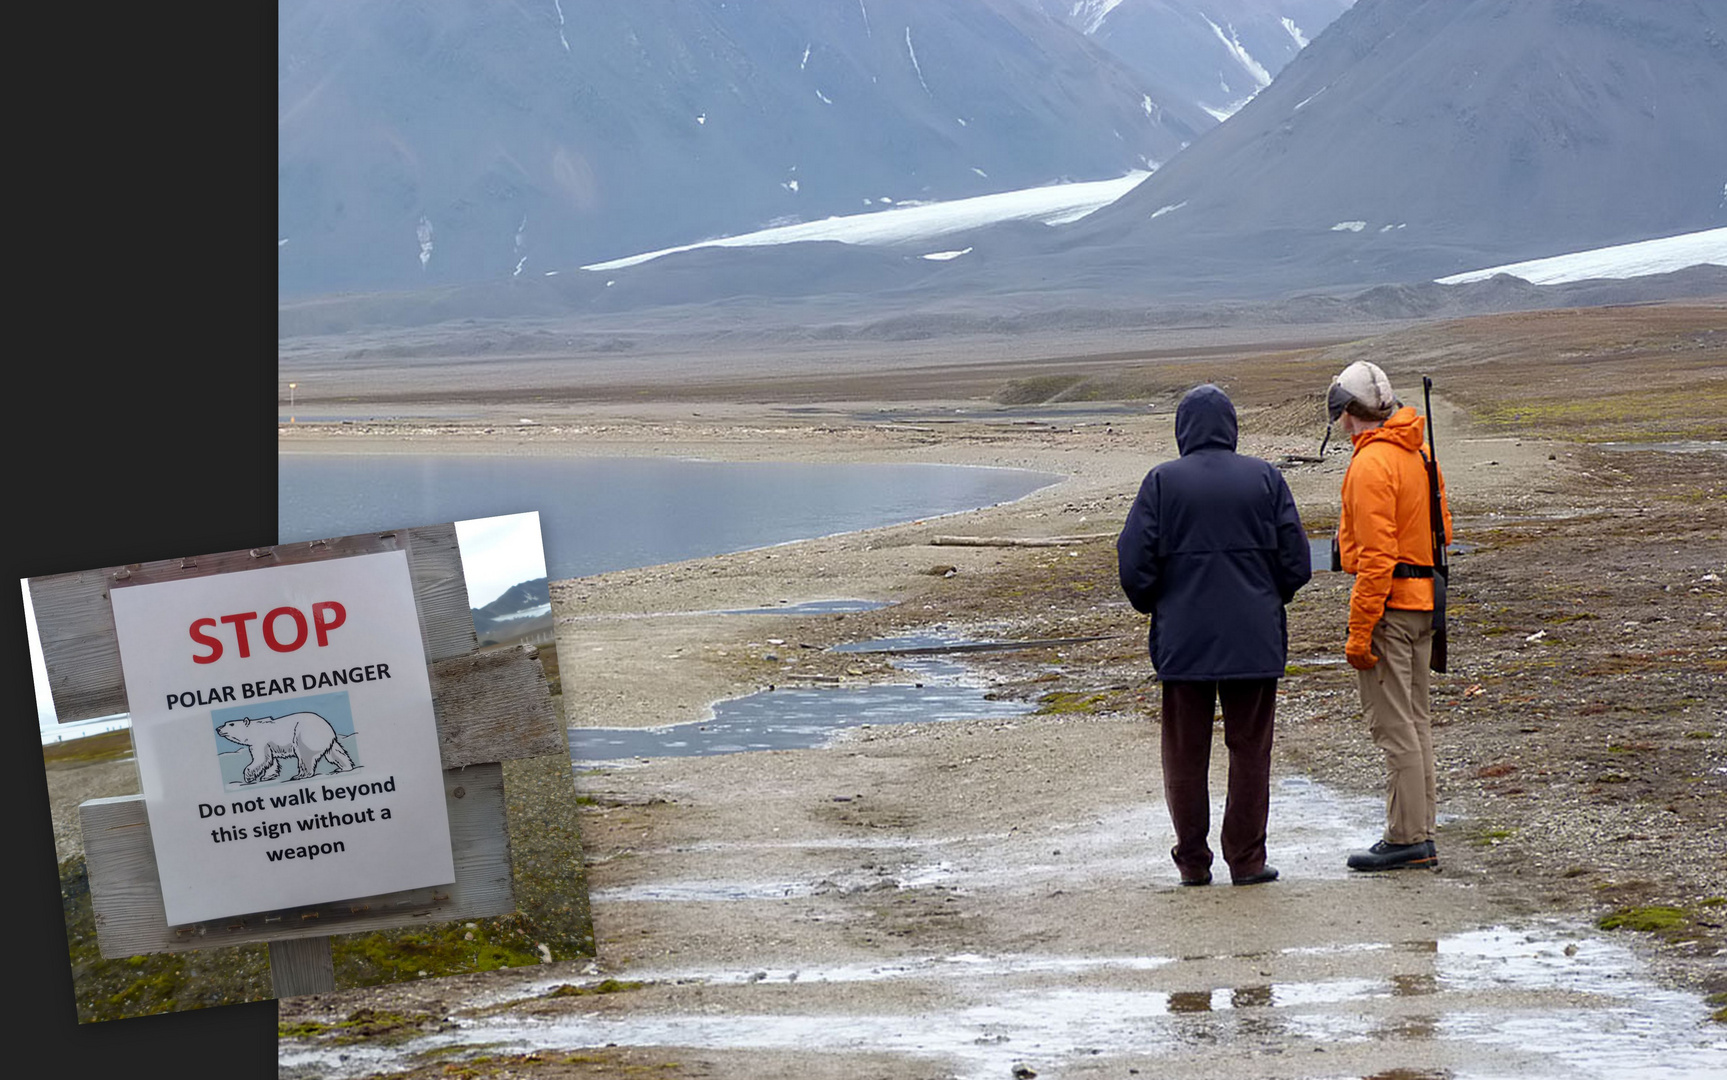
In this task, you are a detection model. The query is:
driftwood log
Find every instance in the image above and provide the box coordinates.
[930,533,1115,548]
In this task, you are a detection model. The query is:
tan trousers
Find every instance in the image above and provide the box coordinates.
[1357,607,1437,845]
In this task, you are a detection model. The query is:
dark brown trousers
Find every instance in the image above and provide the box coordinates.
[1161,678,1278,880]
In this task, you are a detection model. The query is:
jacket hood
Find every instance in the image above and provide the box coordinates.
[1175,384,1238,455]
[1352,405,1425,453]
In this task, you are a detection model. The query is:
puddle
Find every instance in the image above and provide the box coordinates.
[629,952,1179,987]
[1309,538,1476,572]
[717,599,890,616]
[280,919,1725,1080]
[570,637,1031,763]
[1595,440,1727,455]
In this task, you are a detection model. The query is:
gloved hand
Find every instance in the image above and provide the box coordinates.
[1346,637,1378,670]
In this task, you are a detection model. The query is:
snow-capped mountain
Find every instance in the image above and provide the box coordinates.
[1026,0,1356,121]
[278,0,1214,297]
[1043,0,1727,295]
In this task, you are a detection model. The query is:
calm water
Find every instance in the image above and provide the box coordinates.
[570,634,1032,763]
[278,455,1061,580]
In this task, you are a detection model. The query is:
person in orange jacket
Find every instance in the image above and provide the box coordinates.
[1329,360,1453,872]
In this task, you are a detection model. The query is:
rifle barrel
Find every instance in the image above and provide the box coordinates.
[1423,375,1437,461]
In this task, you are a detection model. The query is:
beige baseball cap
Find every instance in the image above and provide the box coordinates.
[1326,360,1397,422]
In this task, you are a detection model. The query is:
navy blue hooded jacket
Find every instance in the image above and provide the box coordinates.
[1116,385,1312,681]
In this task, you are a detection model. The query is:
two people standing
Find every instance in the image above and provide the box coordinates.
[1116,365,1451,885]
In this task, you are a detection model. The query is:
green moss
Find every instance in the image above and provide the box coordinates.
[1597,905,1690,934]
[1473,827,1516,847]
[1684,731,1716,739]
[279,1020,333,1038]
[278,1007,444,1045]
[331,919,544,985]
[1700,897,1726,908]
[544,978,645,997]
[1036,691,1110,715]
[59,856,273,1024]
[331,753,595,990]
[1465,382,1727,440]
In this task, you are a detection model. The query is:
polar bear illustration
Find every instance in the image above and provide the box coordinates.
[216,712,356,784]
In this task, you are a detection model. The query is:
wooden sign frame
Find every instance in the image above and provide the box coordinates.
[29,525,565,997]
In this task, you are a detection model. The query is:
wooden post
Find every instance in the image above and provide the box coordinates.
[270,938,335,997]
[30,524,566,996]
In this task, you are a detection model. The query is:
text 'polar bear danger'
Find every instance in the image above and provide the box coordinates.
[165,661,393,710]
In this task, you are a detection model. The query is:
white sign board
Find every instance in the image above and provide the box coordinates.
[108,551,455,926]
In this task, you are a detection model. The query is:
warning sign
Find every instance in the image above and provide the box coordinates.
[108,550,454,925]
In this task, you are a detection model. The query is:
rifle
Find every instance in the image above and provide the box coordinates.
[1422,375,1449,673]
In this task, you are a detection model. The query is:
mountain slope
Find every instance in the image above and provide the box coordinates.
[277,0,1209,297]
[1029,0,1356,120]
[1045,0,1727,293]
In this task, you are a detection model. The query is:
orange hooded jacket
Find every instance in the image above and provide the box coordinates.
[1339,406,1453,657]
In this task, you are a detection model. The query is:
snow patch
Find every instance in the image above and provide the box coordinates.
[1331,221,1367,233]
[1435,227,1727,286]
[858,0,871,38]
[1203,16,1272,89]
[553,0,569,53]
[1294,86,1326,111]
[800,44,810,71]
[782,180,799,194]
[1073,0,1128,37]
[920,247,972,261]
[696,113,706,125]
[1201,101,1247,123]
[816,89,832,104]
[513,256,527,278]
[581,173,1151,271]
[416,216,434,267]
[972,168,989,179]
[1149,201,1187,220]
[1282,17,1309,49]
[277,238,290,247]
[905,27,931,94]
[956,117,967,126]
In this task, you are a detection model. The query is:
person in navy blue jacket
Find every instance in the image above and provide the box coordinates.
[1117,384,1313,886]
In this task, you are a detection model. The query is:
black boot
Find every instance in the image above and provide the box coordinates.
[1346,839,1437,872]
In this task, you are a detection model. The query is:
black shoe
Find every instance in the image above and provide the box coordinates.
[1231,865,1279,886]
[1347,840,1438,872]
[1173,846,1211,885]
